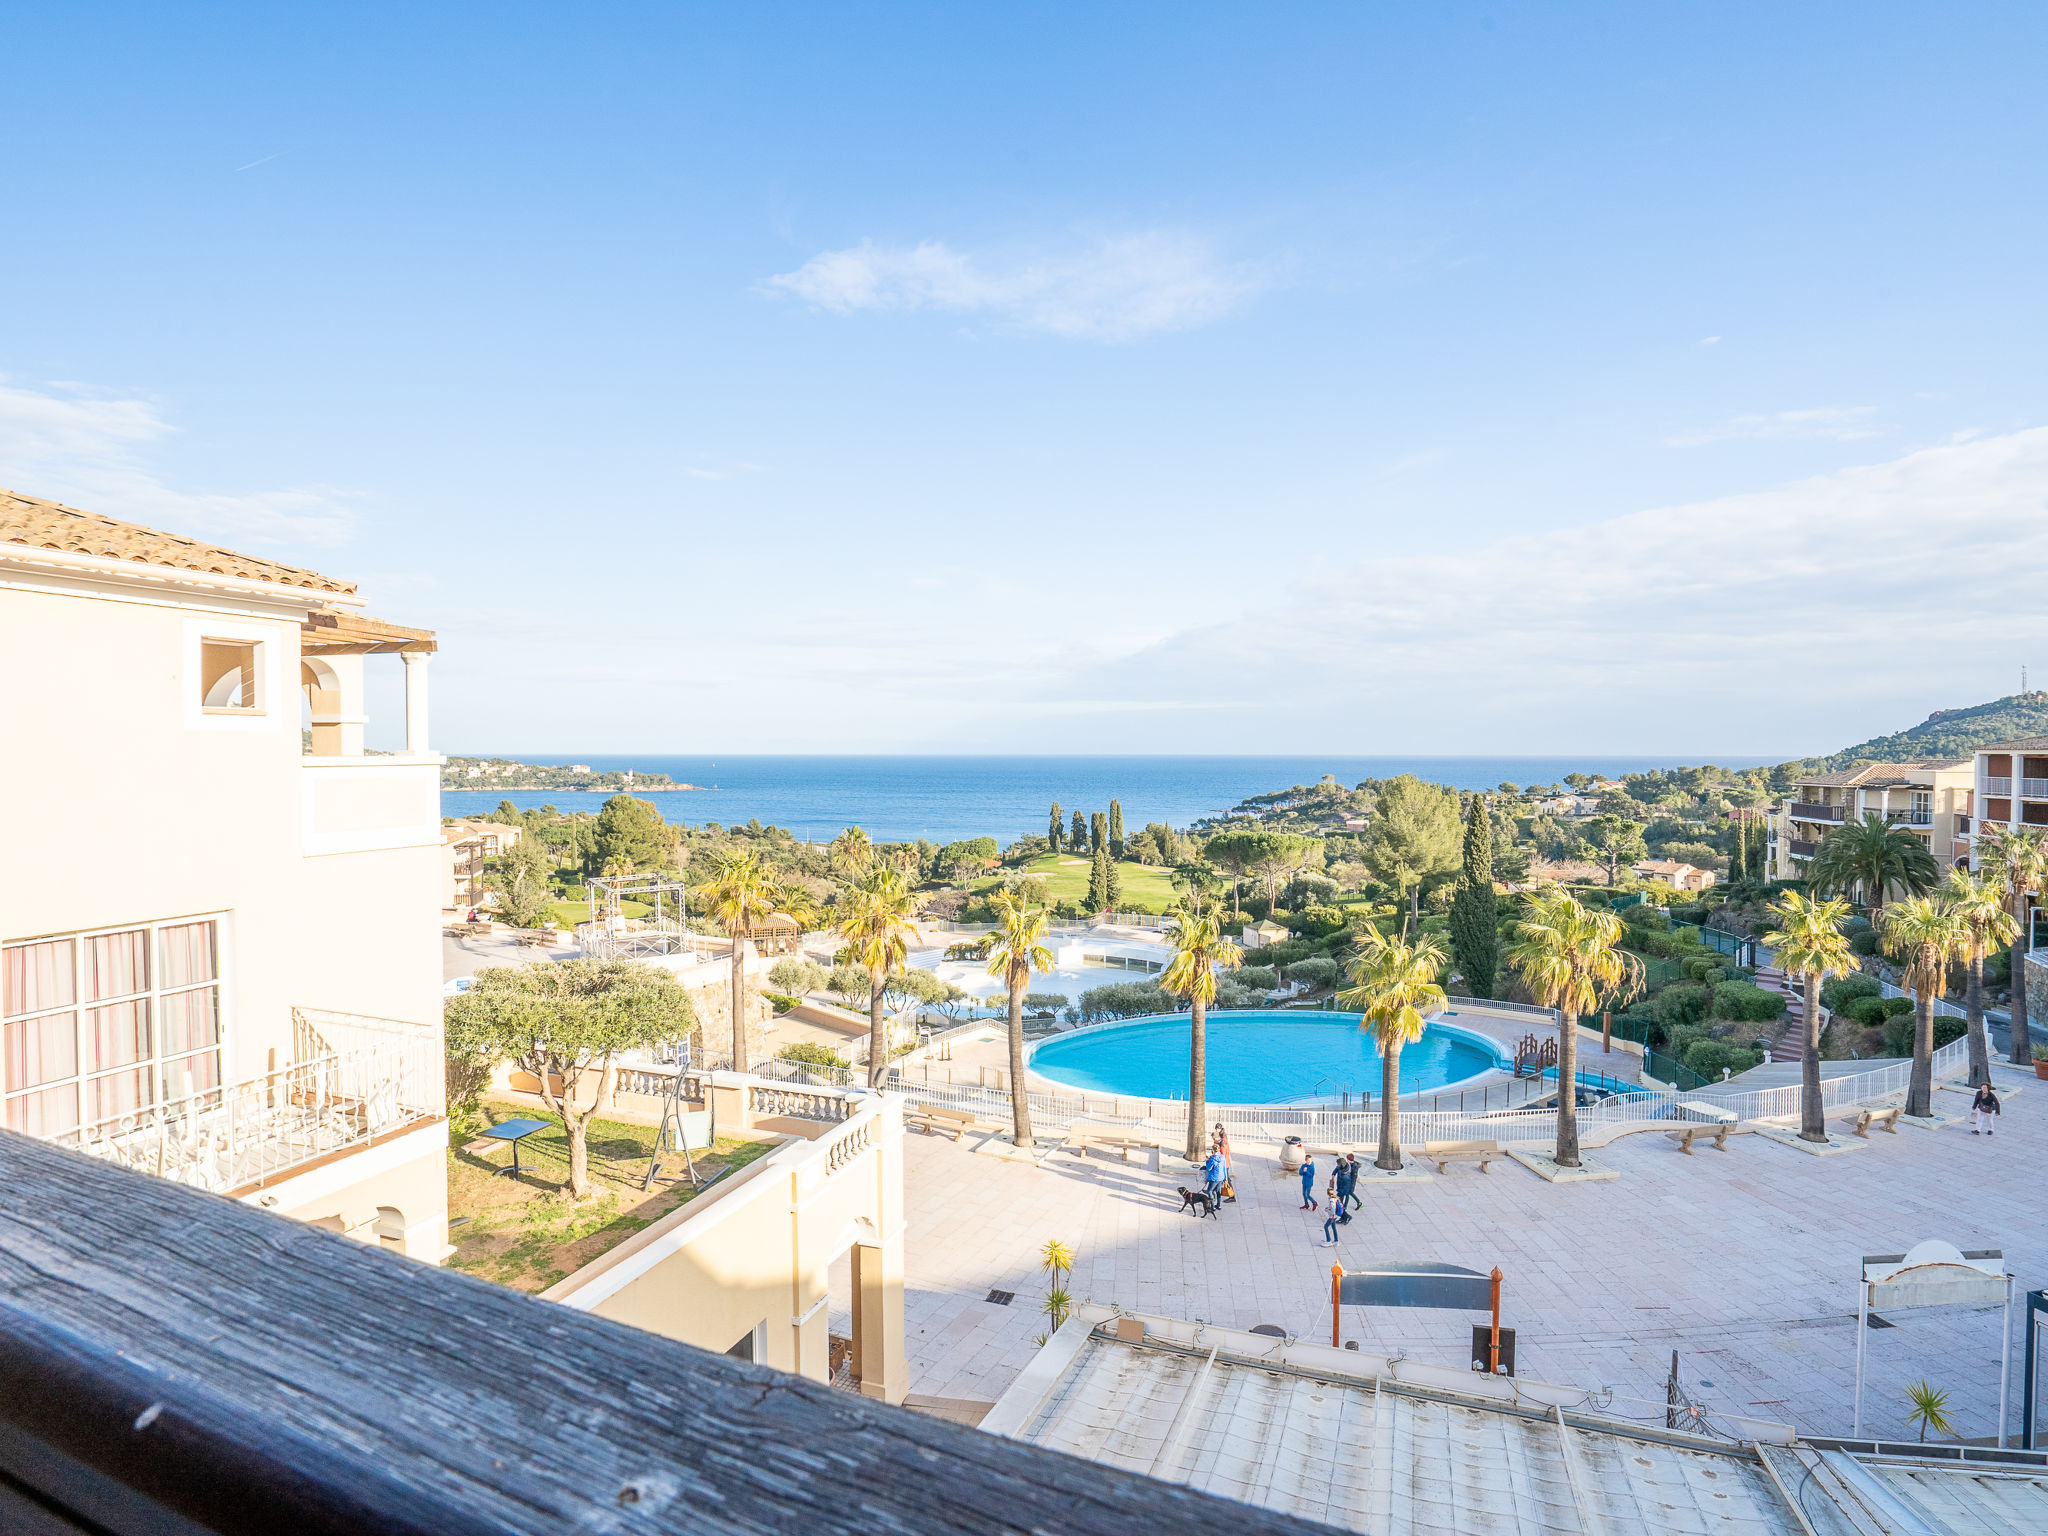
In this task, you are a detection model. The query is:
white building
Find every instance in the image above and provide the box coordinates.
[0,489,450,1259]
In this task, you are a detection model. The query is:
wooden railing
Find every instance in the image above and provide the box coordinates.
[0,1131,1318,1536]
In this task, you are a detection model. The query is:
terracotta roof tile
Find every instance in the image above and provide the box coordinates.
[0,487,355,595]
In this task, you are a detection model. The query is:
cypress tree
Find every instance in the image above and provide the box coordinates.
[1071,810,1088,852]
[1086,843,1111,912]
[1107,799,1125,860]
[1449,795,1499,999]
[1048,801,1064,853]
[1103,850,1123,914]
[1090,811,1107,854]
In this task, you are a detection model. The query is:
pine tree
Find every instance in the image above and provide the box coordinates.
[1086,843,1112,912]
[1070,810,1088,853]
[1048,801,1064,853]
[1107,799,1125,860]
[1103,851,1123,914]
[1090,811,1107,854]
[1448,795,1499,999]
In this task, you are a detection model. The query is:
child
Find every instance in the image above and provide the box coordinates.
[1322,1179,1342,1245]
[1299,1153,1318,1211]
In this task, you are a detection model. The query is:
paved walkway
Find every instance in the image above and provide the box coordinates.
[898,1064,2043,1445]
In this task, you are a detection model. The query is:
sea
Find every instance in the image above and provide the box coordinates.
[438,754,1781,846]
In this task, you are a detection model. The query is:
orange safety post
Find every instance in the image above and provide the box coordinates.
[1488,1267,1503,1375]
[1331,1264,1343,1347]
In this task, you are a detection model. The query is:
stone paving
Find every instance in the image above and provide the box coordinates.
[898,1065,2044,1445]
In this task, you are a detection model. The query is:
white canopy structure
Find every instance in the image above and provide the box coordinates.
[1856,1240,2013,1445]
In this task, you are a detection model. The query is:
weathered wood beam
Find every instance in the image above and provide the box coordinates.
[0,1132,1326,1536]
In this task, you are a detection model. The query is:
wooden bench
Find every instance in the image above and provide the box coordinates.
[1067,1126,1173,1165]
[445,922,493,938]
[511,929,557,948]
[1418,1139,1501,1174]
[905,1104,1004,1141]
[1666,1123,1732,1155]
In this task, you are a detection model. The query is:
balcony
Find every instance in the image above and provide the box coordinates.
[42,1009,440,1197]
[302,753,442,857]
[1885,809,1933,827]
[1985,776,2013,797]
[1788,840,1818,858]
[1789,802,1844,822]
[2025,778,2048,799]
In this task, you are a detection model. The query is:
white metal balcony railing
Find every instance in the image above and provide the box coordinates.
[45,1011,440,1196]
[1984,776,2013,797]
[2025,778,2048,799]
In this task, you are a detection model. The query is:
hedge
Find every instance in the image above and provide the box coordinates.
[1881,1013,1967,1057]
[1821,973,1880,1012]
[1684,1039,1762,1079]
[1713,981,1787,1024]
[1840,995,1890,1026]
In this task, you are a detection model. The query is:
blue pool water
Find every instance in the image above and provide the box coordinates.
[1027,1010,1507,1104]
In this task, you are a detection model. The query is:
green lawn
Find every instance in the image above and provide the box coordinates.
[976,852,1180,913]
[541,897,651,929]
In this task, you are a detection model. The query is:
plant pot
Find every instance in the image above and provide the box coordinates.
[2033,1060,2048,1080]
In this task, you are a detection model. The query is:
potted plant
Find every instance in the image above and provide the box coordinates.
[2033,1044,2048,1081]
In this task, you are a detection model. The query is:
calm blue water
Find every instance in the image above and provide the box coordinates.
[439,753,1775,844]
[1026,1011,1507,1104]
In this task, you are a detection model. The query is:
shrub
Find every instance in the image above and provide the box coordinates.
[1841,996,1890,1026]
[776,1041,846,1068]
[1670,902,1712,926]
[1822,973,1880,1012]
[1660,1021,1710,1058]
[1850,930,1881,957]
[1878,994,1916,1019]
[1236,965,1278,992]
[1881,1013,1966,1056]
[1625,906,1672,933]
[1681,956,1727,984]
[1022,991,1069,1013]
[826,963,872,1008]
[1652,983,1710,1030]
[1684,1039,1761,1079]
[1213,980,1264,1009]
[1714,982,1787,1023]
[1292,904,1349,938]
[763,990,801,1014]
[1284,957,1343,990]
[1077,982,1175,1021]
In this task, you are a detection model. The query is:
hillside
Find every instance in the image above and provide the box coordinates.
[1806,692,2048,771]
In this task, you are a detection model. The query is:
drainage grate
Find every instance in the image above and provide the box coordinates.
[985,1290,1015,1306]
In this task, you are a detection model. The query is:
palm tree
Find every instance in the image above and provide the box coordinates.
[837,865,921,1087]
[1161,901,1243,1162]
[1941,868,2019,1088]
[1337,931,1448,1171]
[1880,895,1969,1118]
[699,850,778,1072]
[1808,812,1939,919]
[984,884,1055,1147]
[1978,825,2048,1066]
[1768,890,1856,1143]
[1504,888,1645,1168]
[830,825,873,878]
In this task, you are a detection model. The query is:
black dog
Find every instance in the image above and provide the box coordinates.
[1177,1186,1218,1219]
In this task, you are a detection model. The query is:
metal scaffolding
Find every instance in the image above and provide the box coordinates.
[580,873,698,960]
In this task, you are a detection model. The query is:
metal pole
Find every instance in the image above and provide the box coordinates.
[1854,1278,1868,1438]
[1489,1267,1503,1375]
[2002,1277,2014,1449]
[1331,1264,1343,1348]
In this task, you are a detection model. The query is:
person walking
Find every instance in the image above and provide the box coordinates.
[1972,1082,2002,1136]
[1333,1155,1356,1223]
[1343,1152,1364,1210]
[1202,1147,1227,1209]
[1322,1178,1342,1245]
[1213,1124,1235,1203]
[1298,1152,1318,1211]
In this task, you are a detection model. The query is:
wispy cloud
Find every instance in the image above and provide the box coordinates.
[0,380,356,546]
[1043,427,2048,750]
[764,231,1263,341]
[1669,405,1881,446]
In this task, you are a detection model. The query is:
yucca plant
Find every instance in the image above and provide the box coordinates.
[1035,1239,1077,1344]
[1904,1379,1954,1443]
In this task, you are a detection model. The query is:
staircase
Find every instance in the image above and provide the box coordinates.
[1756,967,1809,1062]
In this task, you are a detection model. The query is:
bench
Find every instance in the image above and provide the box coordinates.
[1418,1139,1501,1174]
[1831,1104,1902,1137]
[1665,1123,1732,1155]
[511,929,557,948]
[905,1104,1004,1141]
[446,922,493,938]
[1067,1126,1174,1167]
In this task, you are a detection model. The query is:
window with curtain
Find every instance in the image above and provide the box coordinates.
[2,920,224,1136]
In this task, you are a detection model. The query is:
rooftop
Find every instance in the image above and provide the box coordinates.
[0,486,355,594]
[1976,736,2048,754]
[1796,760,1968,789]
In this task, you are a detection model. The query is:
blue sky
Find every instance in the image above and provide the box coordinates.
[5,3,2048,754]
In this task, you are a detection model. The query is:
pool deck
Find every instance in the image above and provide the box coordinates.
[896,1053,2045,1445]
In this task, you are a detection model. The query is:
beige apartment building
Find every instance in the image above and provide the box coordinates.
[442,817,522,912]
[0,490,450,1259]
[1769,760,1974,884]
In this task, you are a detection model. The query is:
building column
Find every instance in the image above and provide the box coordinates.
[306,653,366,756]
[402,650,431,755]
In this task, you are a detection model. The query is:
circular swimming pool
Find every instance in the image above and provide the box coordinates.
[1026,1010,1508,1105]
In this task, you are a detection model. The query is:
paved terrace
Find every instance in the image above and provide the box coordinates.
[898,1062,2041,1446]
